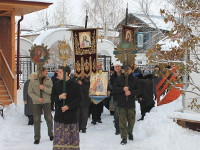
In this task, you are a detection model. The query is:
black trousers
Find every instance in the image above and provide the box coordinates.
[78,106,89,130]
[141,104,155,117]
[91,101,103,122]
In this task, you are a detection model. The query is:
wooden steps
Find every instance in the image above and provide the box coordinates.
[174,118,200,132]
[0,78,12,105]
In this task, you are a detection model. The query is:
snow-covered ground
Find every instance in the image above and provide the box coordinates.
[0,89,200,150]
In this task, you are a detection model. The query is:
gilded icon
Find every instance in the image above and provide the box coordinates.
[125,29,132,42]
[79,32,91,48]
[89,72,108,96]
[30,45,49,64]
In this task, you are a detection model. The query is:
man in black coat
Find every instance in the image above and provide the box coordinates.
[138,74,155,121]
[77,74,90,133]
[91,62,104,124]
[51,71,59,111]
[113,65,141,145]
[110,64,122,135]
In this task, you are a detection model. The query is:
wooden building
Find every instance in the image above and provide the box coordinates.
[0,0,52,105]
[116,13,172,52]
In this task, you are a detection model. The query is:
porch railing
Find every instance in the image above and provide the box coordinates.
[0,49,17,104]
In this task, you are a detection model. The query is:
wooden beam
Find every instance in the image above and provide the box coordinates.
[0,1,51,8]
[174,118,200,132]
[11,8,15,74]
[0,1,51,16]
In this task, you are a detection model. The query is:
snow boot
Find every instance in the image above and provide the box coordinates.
[28,116,34,125]
[34,140,40,144]
[115,129,120,135]
[50,136,53,141]
[137,116,144,121]
[97,119,102,123]
[82,129,86,133]
[120,138,127,145]
[128,133,133,140]
[91,120,96,125]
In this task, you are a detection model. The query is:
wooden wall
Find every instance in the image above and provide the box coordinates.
[0,16,12,69]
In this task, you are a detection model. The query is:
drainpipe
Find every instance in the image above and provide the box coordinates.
[17,16,24,90]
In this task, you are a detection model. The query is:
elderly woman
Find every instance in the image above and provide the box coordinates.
[23,72,37,125]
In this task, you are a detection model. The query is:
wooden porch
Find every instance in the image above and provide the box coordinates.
[0,49,16,105]
[0,0,52,106]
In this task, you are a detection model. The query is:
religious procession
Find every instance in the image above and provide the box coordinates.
[0,0,200,150]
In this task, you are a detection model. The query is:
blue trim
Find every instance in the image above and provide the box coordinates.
[136,32,144,49]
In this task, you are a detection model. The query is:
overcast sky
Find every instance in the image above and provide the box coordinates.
[19,0,173,30]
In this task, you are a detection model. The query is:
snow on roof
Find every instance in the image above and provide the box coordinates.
[98,30,119,37]
[132,13,174,31]
[33,28,69,45]
[21,30,42,36]
[158,37,181,51]
[97,39,116,48]
[127,24,142,28]
[15,36,33,44]
[17,0,53,3]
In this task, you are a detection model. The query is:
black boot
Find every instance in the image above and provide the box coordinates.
[115,129,120,135]
[82,129,86,133]
[137,116,144,121]
[97,119,102,123]
[34,140,40,144]
[50,136,53,141]
[120,138,127,145]
[128,133,133,140]
[91,120,96,125]
[28,116,34,125]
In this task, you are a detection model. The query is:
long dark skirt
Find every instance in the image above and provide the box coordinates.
[53,122,80,150]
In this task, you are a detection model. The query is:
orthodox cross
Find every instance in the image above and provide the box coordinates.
[114,41,138,82]
[58,40,72,106]
[114,41,137,100]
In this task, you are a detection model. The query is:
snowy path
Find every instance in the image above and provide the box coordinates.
[0,91,200,150]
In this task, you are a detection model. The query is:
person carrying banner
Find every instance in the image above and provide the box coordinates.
[51,66,81,150]
[77,73,90,133]
[28,67,53,144]
[113,65,141,145]
[91,62,104,125]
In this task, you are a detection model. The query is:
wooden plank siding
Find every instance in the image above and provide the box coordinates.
[0,16,12,69]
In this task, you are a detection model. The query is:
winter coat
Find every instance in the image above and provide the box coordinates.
[78,77,90,107]
[23,79,33,116]
[138,74,155,110]
[152,70,162,95]
[110,72,122,102]
[51,75,59,85]
[113,74,141,108]
[51,79,81,124]
[28,76,53,104]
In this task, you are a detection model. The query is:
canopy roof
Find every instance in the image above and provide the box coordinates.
[0,0,52,16]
